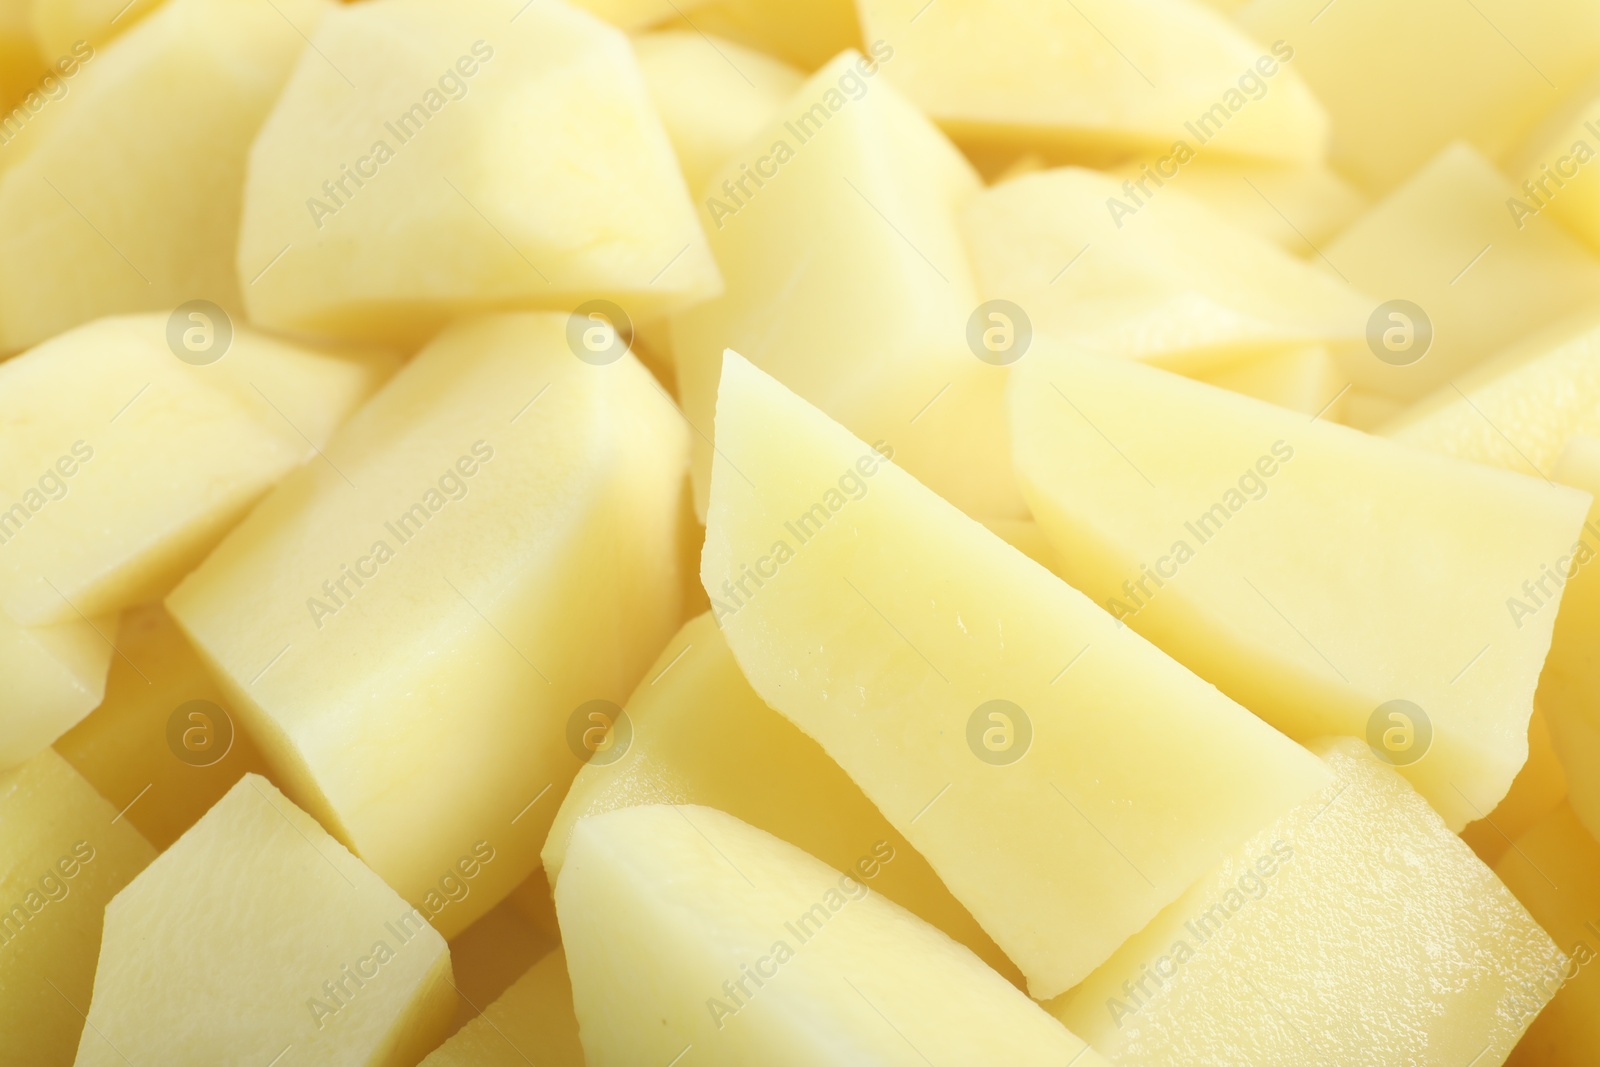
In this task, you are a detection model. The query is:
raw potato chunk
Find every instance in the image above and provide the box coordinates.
[0,749,154,1066]
[662,0,861,71]
[1196,345,1345,417]
[674,51,1021,521]
[1239,0,1600,194]
[633,29,804,196]
[1383,312,1600,477]
[1051,739,1567,1066]
[0,314,397,626]
[1460,707,1569,866]
[54,603,270,850]
[1323,143,1600,400]
[240,0,718,348]
[421,948,583,1067]
[703,351,1329,998]
[75,775,454,1066]
[962,169,1370,374]
[31,0,165,59]
[0,315,396,624]
[1527,439,1600,753]
[1497,804,1600,1066]
[558,805,1109,1066]
[167,313,689,939]
[0,0,328,351]
[1110,160,1367,253]
[858,0,1327,165]
[1010,351,1591,829]
[1506,83,1600,256]
[0,610,113,768]
[543,612,1020,983]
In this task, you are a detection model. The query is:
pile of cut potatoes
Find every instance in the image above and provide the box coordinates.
[7,0,1600,1062]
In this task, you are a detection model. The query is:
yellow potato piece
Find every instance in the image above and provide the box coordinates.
[1239,0,1600,194]
[633,28,804,196]
[1460,706,1569,866]
[572,0,712,30]
[1010,349,1591,829]
[859,0,1328,165]
[0,0,329,351]
[54,602,271,850]
[239,0,718,348]
[421,948,583,1067]
[75,774,455,1066]
[1196,345,1346,417]
[0,314,396,626]
[543,611,1020,983]
[1497,803,1600,1066]
[558,804,1108,1066]
[703,350,1329,997]
[31,0,165,59]
[0,748,154,1066]
[660,0,861,71]
[673,50,1022,521]
[962,168,1370,374]
[1323,143,1600,401]
[1052,739,1566,1066]
[1337,388,1408,432]
[167,313,690,938]
[0,609,113,769]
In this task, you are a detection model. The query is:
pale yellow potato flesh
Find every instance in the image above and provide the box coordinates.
[703,350,1329,998]
[1196,344,1346,417]
[0,0,328,351]
[0,748,154,1065]
[1460,706,1569,867]
[558,804,1109,1066]
[1323,143,1600,401]
[859,0,1328,165]
[53,602,271,850]
[543,611,1021,983]
[572,0,712,30]
[1010,348,1591,830]
[0,314,396,626]
[420,948,583,1067]
[167,313,689,939]
[75,774,455,1066]
[1498,803,1600,1065]
[30,0,165,59]
[1051,739,1566,1066]
[658,0,861,71]
[962,168,1370,374]
[239,0,718,348]
[673,50,1023,522]
[0,609,112,769]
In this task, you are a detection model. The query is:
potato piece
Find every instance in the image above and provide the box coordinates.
[0,610,112,768]
[31,0,164,59]
[0,314,396,626]
[673,51,1023,521]
[421,948,583,1067]
[572,0,712,30]
[1110,160,1367,254]
[1460,707,1569,866]
[703,351,1329,998]
[961,169,1370,374]
[1383,312,1600,477]
[633,29,804,196]
[1543,703,1600,847]
[558,805,1109,1065]
[167,313,689,939]
[859,0,1327,165]
[660,0,861,71]
[75,774,454,1066]
[1051,739,1566,1065]
[0,0,328,351]
[1239,0,1600,194]
[543,612,1020,983]
[239,0,718,348]
[0,749,154,1065]
[1323,143,1600,401]
[1336,388,1407,432]
[1010,350,1590,830]
[1497,803,1600,1065]
[53,603,270,849]
[1196,345,1346,417]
